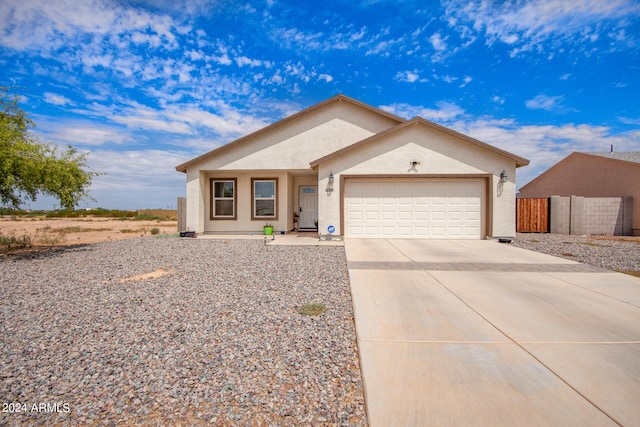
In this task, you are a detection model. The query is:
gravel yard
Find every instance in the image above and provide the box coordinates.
[512,233,640,273]
[1,238,366,426]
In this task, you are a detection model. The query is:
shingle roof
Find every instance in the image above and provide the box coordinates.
[585,151,640,164]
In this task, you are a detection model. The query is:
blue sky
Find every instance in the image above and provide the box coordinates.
[2,0,639,209]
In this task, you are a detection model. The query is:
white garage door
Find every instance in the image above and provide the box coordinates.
[344,179,483,239]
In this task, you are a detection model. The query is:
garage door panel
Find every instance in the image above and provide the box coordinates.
[466,211,480,221]
[431,211,446,221]
[448,211,463,221]
[431,227,446,236]
[397,226,413,235]
[398,210,412,220]
[349,211,364,221]
[415,210,428,220]
[381,210,396,220]
[365,226,380,235]
[381,226,397,236]
[345,179,483,239]
[366,211,380,221]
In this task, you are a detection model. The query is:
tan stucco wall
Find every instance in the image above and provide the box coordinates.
[316,124,518,237]
[519,153,640,234]
[201,171,293,234]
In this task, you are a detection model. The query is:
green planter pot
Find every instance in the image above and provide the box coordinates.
[263,226,273,236]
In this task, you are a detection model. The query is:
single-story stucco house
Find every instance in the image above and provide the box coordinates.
[175,95,529,239]
[519,151,640,236]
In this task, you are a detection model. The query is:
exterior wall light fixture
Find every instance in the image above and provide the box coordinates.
[500,170,508,183]
[326,172,334,194]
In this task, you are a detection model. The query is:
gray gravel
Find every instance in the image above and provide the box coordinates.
[1,238,367,426]
[512,233,640,272]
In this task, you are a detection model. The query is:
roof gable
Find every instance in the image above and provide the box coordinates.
[519,151,640,196]
[310,117,530,168]
[175,94,405,172]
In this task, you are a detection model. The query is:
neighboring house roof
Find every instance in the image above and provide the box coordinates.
[175,94,405,173]
[584,151,640,164]
[519,151,640,195]
[309,116,530,168]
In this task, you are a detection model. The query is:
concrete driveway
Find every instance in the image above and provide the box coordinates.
[345,239,640,427]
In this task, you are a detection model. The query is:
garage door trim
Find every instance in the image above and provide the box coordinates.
[340,174,493,238]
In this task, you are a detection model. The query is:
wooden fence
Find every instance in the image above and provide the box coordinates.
[516,198,549,233]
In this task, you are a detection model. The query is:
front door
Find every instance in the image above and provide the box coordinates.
[298,186,318,229]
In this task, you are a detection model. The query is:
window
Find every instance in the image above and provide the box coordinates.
[210,178,236,220]
[252,178,278,219]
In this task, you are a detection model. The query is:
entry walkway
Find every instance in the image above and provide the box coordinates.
[345,239,640,427]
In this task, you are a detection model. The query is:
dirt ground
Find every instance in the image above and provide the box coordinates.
[0,216,178,247]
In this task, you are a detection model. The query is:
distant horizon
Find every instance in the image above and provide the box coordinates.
[3,0,639,210]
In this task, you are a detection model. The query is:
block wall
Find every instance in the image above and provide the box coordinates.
[549,196,633,236]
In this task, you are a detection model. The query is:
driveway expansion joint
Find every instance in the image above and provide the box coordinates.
[347,261,608,272]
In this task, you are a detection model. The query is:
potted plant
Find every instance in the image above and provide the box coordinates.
[263,223,273,236]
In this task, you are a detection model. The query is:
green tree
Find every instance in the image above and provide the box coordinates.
[0,87,98,210]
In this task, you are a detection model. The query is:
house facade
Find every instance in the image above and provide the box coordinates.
[519,151,640,236]
[176,95,529,239]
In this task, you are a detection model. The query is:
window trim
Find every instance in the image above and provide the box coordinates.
[210,178,237,220]
[251,178,278,220]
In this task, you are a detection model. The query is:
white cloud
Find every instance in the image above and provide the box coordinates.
[235,56,272,68]
[443,0,640,54]
[43,92,73,106]
[524,94,564,111]
[618,117,640,125]
[33,118,133,146]
[429,32,447,51]
[318,73,333,83]
[394,70,425,83]
[0,0,183,52]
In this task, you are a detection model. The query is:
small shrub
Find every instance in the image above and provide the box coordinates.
[0,233,32,252]
[54,226,111,234]
[150,228,160,235]
[36,233,65,246]
[120,229,136,233]
[133,213,164,221]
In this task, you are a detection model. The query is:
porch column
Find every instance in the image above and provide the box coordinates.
[186,168,205,233]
